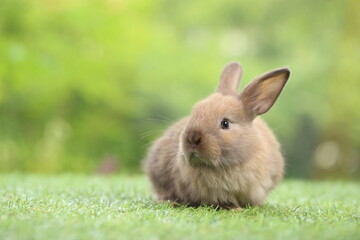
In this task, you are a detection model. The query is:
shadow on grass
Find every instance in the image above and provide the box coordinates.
[127,198,359,224]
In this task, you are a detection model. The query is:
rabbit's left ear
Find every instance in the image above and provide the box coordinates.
[216,62,243,95]
[239,68,290,119]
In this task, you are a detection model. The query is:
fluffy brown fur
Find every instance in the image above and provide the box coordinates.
[143,62,290,209]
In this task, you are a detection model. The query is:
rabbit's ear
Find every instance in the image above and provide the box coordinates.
[239,68,290,119]
[216,62,243,95]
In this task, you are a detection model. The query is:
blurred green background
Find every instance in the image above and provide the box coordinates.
[0,0,359,178]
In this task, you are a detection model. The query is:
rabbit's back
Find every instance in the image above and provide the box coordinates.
[253,117,285,185]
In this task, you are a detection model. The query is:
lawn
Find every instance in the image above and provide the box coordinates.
[0,174,359,240]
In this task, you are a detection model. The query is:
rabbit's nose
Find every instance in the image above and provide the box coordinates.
[187,130,202,146]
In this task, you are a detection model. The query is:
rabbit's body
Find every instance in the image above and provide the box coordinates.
[144,63,290,208]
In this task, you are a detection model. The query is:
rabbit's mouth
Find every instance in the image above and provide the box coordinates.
[188,152,212,167]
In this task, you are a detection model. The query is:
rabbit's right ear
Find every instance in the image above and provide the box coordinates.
[239,68,290,120]
[216,62,243,95]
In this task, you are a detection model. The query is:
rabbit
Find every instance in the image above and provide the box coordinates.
[143,62,290,209]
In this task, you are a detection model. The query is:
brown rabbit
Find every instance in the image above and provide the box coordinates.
[143,62,290,209]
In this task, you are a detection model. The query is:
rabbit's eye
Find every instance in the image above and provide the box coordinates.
[220,119,230,129]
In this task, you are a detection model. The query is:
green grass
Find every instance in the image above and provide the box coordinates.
[0,174,359,240]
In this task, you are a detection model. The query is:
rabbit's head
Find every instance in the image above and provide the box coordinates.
[180,62,290,168]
